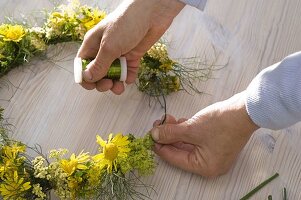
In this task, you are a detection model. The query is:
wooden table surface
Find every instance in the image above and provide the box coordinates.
[1,0,301,199]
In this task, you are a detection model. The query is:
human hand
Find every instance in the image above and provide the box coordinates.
[76,0,185,94]
[151,92,259,177]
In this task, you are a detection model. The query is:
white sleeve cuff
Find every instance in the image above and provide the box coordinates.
[246,52,301,130]
[179,0,207,10]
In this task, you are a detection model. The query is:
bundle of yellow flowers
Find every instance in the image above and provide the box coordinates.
[44,0,106,44]
[137,41,214,110]
[0,108,155,200]
[0,0,106,77]
[0,23,46,75]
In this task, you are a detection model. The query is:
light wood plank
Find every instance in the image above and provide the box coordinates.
[0,0,301,199]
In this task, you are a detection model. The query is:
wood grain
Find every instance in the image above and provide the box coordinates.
[0,0,301,199]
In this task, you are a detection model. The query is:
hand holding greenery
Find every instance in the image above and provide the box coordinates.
[0,0,213,104]
[0,1,217,199]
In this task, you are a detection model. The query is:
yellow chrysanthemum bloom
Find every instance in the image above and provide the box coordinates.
[0,171,31,200]
[0,24,26,42]
[93,133,130,173]
[60,151,90,175]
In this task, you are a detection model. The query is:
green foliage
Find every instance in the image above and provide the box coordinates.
[120,134,155,176]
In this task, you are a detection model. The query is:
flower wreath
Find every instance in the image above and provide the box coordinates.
[0,0,213,199]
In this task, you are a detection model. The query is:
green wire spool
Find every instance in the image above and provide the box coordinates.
[74,57,127,83]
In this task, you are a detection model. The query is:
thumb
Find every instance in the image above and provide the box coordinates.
[151,123,189,144]
[83,43,120,82]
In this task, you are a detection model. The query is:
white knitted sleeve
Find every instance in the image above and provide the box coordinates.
[246,52,301,130]
[179,0,207,10]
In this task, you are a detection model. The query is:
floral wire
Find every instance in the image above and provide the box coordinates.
[156,76,167,125]
[160,94,167,125]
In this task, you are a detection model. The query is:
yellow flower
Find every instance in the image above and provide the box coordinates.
[0,24,26,42]
[93,133,130,173]
[52,12,63,18]
[147,42,175,67]
[0,165,5,178]
[67,177,80,189]
[0,171,31,199]
[60,151,90,175]
[49,148,68,160]
[160,63,173,72]
[81,8,106,30]
[87,165,104,186]
[0,144,26,176]
[2,143,26,161]
[173,76,180,91]
[48,12,65,26]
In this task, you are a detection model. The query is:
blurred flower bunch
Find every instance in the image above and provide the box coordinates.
[139,42,180,97]
[0,0,106,77]
[0,108,155,200]
[138,41,212,99]
[45,0,106,44]
[0,24,46,76]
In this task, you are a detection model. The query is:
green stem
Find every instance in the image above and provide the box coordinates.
[82,59,121,80]
[283,188,287,200]
[240,173,279,200]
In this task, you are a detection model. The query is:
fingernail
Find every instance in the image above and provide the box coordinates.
[83,70,92,81]
[154,143,162,150]
[151,128,159,142]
